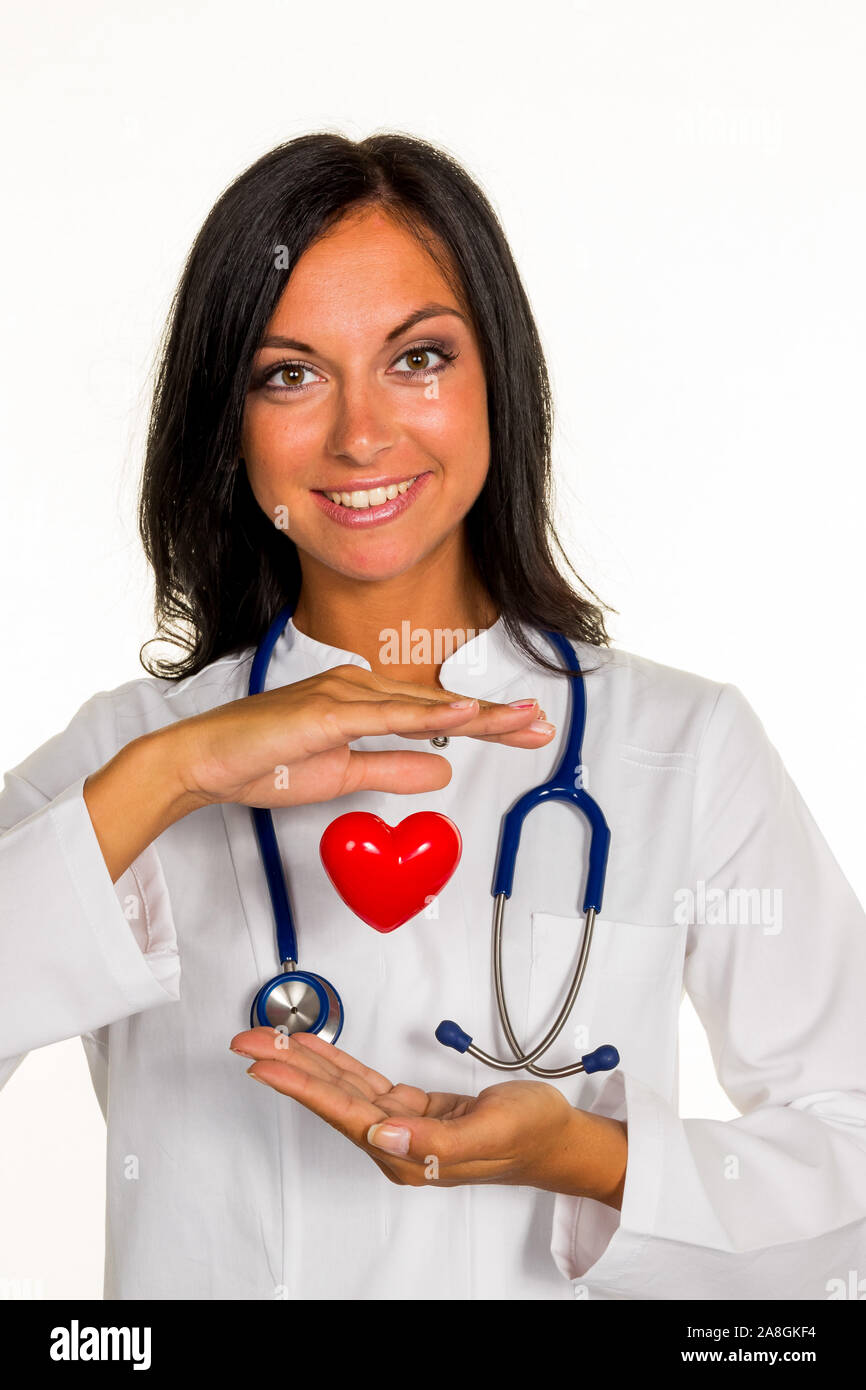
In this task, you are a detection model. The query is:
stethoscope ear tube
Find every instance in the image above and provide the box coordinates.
[492,789,610,911]
[440,628,620,1077]
[436,899,619,1077]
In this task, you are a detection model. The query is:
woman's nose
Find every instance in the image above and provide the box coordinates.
[327,377,396,464]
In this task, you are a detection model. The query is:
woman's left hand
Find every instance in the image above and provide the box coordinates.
[229,1027,627,1208]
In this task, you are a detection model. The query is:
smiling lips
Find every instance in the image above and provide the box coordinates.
[312,471,432,528]
[320,476,420,509]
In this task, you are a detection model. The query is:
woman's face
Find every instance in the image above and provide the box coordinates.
[241,206,490,583]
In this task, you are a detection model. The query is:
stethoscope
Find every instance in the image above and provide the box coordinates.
[248,602,620,1079]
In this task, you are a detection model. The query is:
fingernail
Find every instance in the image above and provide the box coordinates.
[246,1067,269,1084]
[449,697,477,709]
[508,699,538,709]
[367,1123,410,1154]
[530,720,556,735]
[231,1047,253,1057]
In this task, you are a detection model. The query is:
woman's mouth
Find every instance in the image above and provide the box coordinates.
[312,472,432,528]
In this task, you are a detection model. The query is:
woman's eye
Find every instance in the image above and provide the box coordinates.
[392,345,451,376]
[264,362,320,392]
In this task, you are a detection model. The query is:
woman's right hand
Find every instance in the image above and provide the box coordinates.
[173,663,553,810]
[84,663,552,882]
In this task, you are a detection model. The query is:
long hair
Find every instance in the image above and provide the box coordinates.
[139,131,613,680]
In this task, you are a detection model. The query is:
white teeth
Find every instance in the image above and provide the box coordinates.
[323,476,418,508]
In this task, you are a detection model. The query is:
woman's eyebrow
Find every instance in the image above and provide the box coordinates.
[260,302,468,354]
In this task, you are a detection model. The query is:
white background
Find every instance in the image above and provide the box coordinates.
[1,0,863,1298]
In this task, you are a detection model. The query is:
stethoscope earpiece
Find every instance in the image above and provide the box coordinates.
[436,1019,619,1075]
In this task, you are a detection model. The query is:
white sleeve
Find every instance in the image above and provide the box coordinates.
[0,691,181,1066]
[553,682,866,1300]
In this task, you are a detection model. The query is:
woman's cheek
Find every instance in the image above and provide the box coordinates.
[242,413,312,510]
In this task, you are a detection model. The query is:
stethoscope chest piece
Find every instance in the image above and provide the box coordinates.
[250,966,344,1044]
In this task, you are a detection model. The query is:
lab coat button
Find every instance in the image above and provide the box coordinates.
[429,735,450,748]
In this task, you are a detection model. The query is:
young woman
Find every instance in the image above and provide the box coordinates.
[2,132,864,1302]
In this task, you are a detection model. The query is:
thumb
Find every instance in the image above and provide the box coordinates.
[366,1111,491,1164]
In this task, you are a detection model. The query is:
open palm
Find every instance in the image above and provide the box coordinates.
[229,1025,577,1189]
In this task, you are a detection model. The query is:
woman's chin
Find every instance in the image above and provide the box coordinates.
[295,529,436,583]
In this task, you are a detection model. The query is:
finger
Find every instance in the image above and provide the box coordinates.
[421,1091,476,1119]
[230,1026,386,1095]
[230,1025,292,1058]
[396,704,548,729]
[362,676,547,731]
[365,1106,506,1168]
[276,1043,384,1104]
[462,723,557,749]
[381,1081,436,1114]
[267,665,550,740]
[276,1037,383,1099]
[287,1031,395,1094]
[247,1057,384,1141]
[318,681,549,738]
[339,728,557,789]
[393,702,555,744]
[382,698,551,743]
[343,750,454,795]
[310,694,486,747]
[353,1081,435,1120]
[370,1088,472,1123]
[303,678,556,755]
[397,722,556,751]
[231,1028,381,1100]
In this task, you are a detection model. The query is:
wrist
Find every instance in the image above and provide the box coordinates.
[82,726,210,884]
[540,1107,628,1210]
[583,1112,628,1210]
[118,726,211,828]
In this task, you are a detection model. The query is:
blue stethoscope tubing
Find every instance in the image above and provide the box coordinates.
[248,602,619,1077]
[248,604,345,1042]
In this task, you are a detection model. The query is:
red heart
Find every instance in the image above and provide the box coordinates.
[319,811,462,932]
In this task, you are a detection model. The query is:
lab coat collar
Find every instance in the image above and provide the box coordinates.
[265,611,544,700]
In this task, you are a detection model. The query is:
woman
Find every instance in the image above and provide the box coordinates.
[2,132,864,1302]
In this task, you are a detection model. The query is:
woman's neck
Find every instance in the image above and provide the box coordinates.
[292,548,498,689]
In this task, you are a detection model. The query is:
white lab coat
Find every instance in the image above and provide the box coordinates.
[1,616,865,1301]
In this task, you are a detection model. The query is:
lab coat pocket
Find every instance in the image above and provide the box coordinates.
[593,918,685,1093]
[526,913,685,1095]
[525,912,604,1075]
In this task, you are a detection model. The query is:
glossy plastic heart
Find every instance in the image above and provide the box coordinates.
[319,811,462,932]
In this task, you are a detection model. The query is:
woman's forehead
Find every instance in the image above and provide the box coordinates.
[266,207,465,335]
